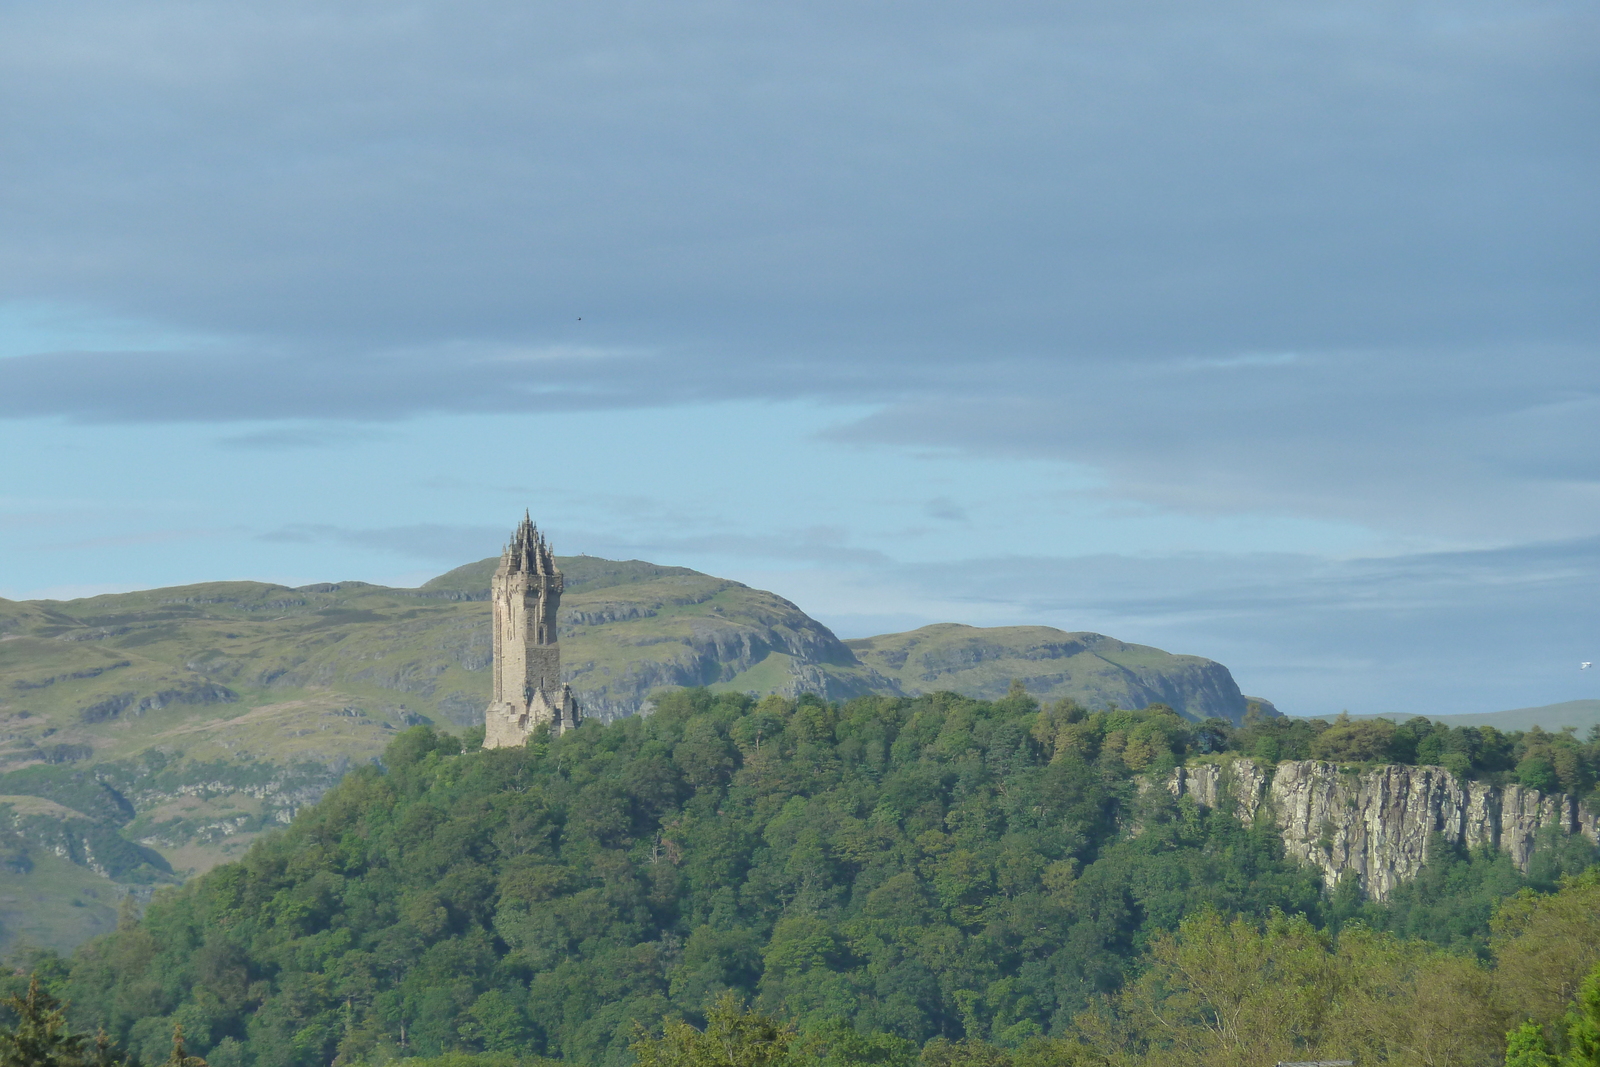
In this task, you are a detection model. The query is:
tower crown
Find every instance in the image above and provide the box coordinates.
[500,512,558,577]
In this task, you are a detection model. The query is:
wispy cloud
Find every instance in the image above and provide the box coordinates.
[29,527,241,552]
[825,347,1600,544]
[217,424,392,450]
[792,536,1600,718]
[257,523,506,563]
[576,527,894,569]
[924,497,967,522]
[0,581,145,602]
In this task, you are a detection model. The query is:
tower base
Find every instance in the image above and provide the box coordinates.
[484,685,580,748]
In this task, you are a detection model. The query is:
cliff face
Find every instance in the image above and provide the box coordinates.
[1168,758,1600,900]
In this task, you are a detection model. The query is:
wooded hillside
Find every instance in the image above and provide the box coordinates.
[25,689,1598,1067]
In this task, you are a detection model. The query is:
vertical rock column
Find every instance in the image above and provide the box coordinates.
[1167,756,1600,901]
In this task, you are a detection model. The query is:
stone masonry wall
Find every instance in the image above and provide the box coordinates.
[1167,758,1600,900]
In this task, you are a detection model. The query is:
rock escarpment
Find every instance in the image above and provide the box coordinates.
[1168,758,1600,900]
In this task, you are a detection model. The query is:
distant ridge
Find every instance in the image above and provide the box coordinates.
[1361,699,1600,734]
[845,623,1273,723]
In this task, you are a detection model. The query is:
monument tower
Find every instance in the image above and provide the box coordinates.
[483,514,580,747]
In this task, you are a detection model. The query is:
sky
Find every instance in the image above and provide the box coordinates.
[1,0,1596,718]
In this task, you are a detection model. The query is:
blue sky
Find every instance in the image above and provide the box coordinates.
[1,0,1596,717]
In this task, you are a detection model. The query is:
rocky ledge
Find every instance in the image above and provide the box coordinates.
[1168,758,1600,900]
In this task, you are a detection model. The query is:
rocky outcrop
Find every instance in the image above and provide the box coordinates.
[0,806,172,880]
[1168,759,1270,821]
[1168,758,1600,900]
[562,620,902,723]
[77,679,237,723]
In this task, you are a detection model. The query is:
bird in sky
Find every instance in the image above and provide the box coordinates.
[1583,662,1592,670]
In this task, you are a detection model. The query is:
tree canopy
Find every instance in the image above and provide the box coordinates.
[11,688,1598,1067]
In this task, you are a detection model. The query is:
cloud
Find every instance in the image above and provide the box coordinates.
[253,519,892,573]
[258,523,506,564]
[2,0,1590,357]
[0,0,1594,550]
[0,582,145,602]
[924,497,967,522]
[574,527,894,569]
[30,527,241,551]
[0,346,673,424]
[791,535,1600,717]
[216,424,392,450]
[0,505,116,531]
[827,347,1600,544]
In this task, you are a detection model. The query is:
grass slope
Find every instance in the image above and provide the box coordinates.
[0,556,1263,954]
[0,849,126,954]
[0,558,886,770]
[846,623,1265,722]
[0,558,897,918]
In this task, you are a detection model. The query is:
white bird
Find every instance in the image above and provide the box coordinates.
[1583,662,1593,670]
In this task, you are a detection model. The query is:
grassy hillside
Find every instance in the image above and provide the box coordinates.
[0,556,1267,955]
[847,624,1272,722]
[0,848,126,954]
[0,557,887,741]
[0,559,894,768]
[0,558,894,923]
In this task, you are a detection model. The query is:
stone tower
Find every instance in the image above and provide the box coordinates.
[483,514,580,747]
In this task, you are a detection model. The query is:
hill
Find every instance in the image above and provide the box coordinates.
[46,695,1330,1067]
[845,623,1273,722]
[0,555,1265,953]
[1360,699,1600,735]
[38,693,1600,1067]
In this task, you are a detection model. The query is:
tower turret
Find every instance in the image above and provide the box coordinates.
[483,515,579,747]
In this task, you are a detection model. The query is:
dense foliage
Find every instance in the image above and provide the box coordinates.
[1225,708,1600,802]
[20,688,1600,1067]
[623,874,1600,1067]
[625,874,1600,1067]
[1322,828,1600,958]
[49,690,1334,1067]
[0,973,129,1067]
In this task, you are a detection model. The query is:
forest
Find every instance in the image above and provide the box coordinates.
[5,688,1600,1067]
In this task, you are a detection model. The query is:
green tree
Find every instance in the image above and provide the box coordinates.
[631,993,794,1067]
[161,1027,205,1067]
[1518,756,1562,793]
[1310,714,1398,763]
[52,691,1598,1067]
[1566,962,1600,1067]
[0,976,87,1067]
[1504,1023,1556,1067]
[1491,870,1600,1030]
[795,1020,916,1067]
